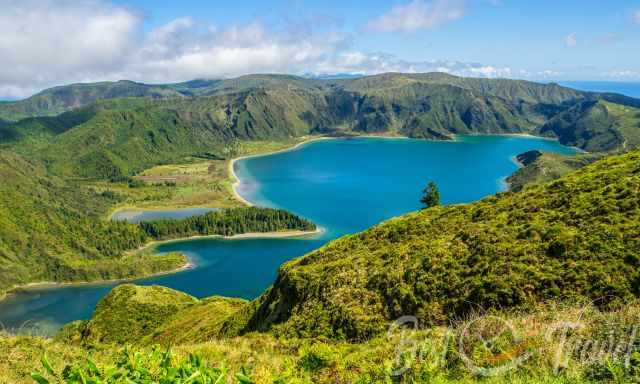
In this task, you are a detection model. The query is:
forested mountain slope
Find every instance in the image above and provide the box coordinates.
[0,151,184,294]
[2,73,639,179]
[0,151,315,295]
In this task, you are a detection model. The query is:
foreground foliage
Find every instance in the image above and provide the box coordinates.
[31,348,249,384]
[3,301,640,383]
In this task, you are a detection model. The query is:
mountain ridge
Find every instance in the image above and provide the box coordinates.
[2,73,639,182]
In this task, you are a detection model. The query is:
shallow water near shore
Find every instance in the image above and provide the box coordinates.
[0,135,577,334]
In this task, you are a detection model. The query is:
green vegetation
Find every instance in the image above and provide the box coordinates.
[538,100,640,152]
[0,148,315,295]
[14,150,631,383]
[420,181,441,208]
[1,74,640,382]
[139,208,316,240]
[0,150,185,296]
[507,150,603,191]
[95,138,313,211]
[78,285,199,345]
[2,74,639,181]
[240,150,640,340]
[3,300,640,383]
[0,80,185,121]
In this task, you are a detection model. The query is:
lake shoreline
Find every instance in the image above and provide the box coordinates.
[1,227,324,301]
[0,132,576,310]
[0,260,196,301]
[228,136,333,206]
[0,138,329,304]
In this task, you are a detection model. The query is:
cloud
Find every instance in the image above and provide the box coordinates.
[595,33,621,46]
[0,0,140,98]
[312,53,515,79]
[564,33,578,48]
[604,69,640,79]
[0,0,517,99]
[634,10,640,24]
[3,0,636,98]
[366,0,465,33]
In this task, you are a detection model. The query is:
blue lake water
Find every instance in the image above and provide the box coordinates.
[111,207,219,223]
[0,135,577,335]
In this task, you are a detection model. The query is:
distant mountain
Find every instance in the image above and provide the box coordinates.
[2,73,640,181]
[538,100,640,152]
[0,80,188,121]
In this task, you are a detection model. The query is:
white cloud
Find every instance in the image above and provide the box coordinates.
[634,10,640,24]
[595,33,621,46]
[3,0,636,98]
[366,0,465,33]
[0,0,140,97]
[0,0,517,99]
[605,69,640,79]
[312,53,515,79]
[564,33,578,48]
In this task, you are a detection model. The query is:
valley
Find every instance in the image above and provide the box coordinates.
[0,73,638,383]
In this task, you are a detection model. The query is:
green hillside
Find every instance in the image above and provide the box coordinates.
[6,299,640,383]
[238,150,640,340]
[0,150,315,295]
[537,100,640,152]
[0,80,186,121]
[11,150,639,383]
[9,90,334,179]
[506,150,603,191]
[3,73,640,177]
[0,151,184,294]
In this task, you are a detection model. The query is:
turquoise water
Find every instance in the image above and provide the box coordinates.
[0,135,577,334]
[111,207,219,223]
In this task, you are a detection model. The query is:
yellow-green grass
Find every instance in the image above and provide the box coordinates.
[97,137,320,215]
[5,299,640,383]
[602,101,640,150]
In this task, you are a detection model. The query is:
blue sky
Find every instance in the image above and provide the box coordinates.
[113,0,640,73]
[1,0,640,98]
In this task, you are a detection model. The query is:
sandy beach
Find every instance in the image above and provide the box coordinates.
[228,136,332,206]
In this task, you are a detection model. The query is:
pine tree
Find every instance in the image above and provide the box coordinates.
[421,181,441,209]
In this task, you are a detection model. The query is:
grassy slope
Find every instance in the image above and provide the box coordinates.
[0,81,185,121]
[0,151,185,295]
[8,292,640,382]
[506,151,603,192]
[240,150,640,340]
[3,151,640,383]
